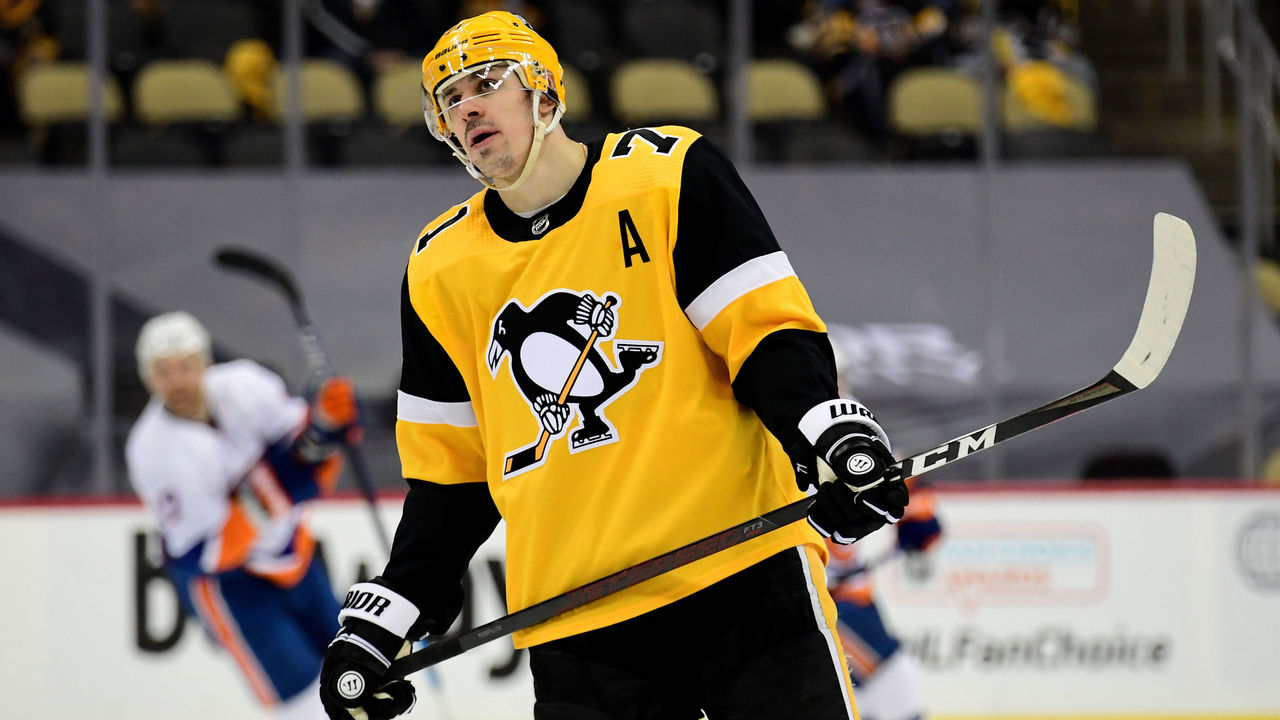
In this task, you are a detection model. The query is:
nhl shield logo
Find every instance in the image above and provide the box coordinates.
[486,290,662,478]
[531,213,550,236]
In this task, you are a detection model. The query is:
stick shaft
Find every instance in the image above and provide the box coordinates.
[388,368,1140,677]
[213,247,392,554]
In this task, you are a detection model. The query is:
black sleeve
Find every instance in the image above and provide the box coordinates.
[672,136,784,310]
[399,267,470,403]
[387,265,497,636]
[380,479,502,638]
[732,328,841,478]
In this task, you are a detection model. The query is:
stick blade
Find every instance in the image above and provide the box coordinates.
[1113,212,1197,389]
[503,443,542,477]
[213,246,303,306]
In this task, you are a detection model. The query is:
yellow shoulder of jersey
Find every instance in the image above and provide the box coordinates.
[407,124,704,284]
[590,125,703,204]
[406,190,490,283]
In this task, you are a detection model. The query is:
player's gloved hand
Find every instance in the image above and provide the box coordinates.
[533,392,570,434]
[807,478,908,544]
[896,514,942,554]
[799,399,908,544]
[314,376,361,434]
[297,377,362,462]
[574,294,616,336]
[320,580,419,720]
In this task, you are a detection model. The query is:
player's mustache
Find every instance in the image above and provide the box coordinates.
[466,120,496,140]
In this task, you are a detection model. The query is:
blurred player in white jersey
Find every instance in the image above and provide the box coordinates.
[828,337,943,720]
[827,487,940,720]
[126,311,360,720]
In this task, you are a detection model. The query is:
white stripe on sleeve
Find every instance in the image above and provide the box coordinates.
[397,390,478,427]
[683,251,796,331]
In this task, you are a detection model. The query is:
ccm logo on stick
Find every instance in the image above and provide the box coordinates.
[886,426,997,483]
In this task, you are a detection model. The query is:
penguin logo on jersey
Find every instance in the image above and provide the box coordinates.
[486,290,662,478]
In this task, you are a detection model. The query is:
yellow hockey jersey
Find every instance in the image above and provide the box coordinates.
[396,125,830,648]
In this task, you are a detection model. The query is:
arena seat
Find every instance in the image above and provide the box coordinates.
[271,60,365,123]
[746,59,825,123]
[888,67,982,137]
[610,59,718,126]
[133,59,239,125]
[17,62,124,164]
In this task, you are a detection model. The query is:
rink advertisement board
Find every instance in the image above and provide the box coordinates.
[3,486,1279,720]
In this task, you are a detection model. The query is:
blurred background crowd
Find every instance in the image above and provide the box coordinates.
[0,0,1101,168]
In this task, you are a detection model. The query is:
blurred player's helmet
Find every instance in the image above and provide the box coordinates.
[421,11,565,190]
[136,311,211,381]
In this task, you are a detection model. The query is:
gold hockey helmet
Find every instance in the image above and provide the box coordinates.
[421,11,566,188]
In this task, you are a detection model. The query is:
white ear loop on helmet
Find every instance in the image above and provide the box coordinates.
[427,60,564,191]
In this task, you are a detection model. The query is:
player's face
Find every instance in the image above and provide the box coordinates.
[148,353,207,420]
[439,65,535,185]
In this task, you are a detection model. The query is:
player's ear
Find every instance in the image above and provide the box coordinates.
[538,94,557,119]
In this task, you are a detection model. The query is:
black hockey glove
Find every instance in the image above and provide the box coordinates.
[799,399,908,545]
[320,580,418,720]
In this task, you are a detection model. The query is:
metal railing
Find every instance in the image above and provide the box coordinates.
[1170,0,1277,477]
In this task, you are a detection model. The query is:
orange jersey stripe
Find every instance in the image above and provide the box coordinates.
[208,501,257,572]
[248,525,316,587]
[190,577,278,707]
[837,622,882,677]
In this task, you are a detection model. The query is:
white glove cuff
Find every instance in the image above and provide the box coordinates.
[798,398,892,455]
[338,582,420,638]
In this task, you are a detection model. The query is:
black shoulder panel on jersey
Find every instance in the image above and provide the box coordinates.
[399,267,470,403]
[381,479,501,638]
[732,328,840,466]
[673,136,784,310]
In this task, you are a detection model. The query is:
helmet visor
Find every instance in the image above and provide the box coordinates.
[426,60,524,137]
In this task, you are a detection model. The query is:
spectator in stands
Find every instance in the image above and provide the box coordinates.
[224,38,278,122]
[791,0,958,148]
[952,0,1093,129]
[0,0,60,139]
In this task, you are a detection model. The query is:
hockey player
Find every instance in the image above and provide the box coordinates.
[126,311,359,720]
[319,12,911,720]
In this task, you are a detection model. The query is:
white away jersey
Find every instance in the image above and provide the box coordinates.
[126,360,307,560]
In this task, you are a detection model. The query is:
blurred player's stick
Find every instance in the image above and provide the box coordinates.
[831,547,901,584]
[213,247,393,555]
[504,295,617,476]
[387,212,1196,680]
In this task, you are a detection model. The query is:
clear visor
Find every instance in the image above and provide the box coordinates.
[427,60,524,134]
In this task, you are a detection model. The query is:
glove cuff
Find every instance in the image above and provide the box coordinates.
[798,398,891,454]
[331,627,397,669]
[339,581,420,638]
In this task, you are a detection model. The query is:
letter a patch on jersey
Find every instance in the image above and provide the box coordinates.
[486,290,663,478]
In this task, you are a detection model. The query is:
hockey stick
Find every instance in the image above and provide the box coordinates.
[831,547,901,584]
[386,212,1196,680]
[213,247,393,555]
[503,295,617,476]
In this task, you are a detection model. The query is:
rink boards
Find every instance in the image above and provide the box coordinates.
[2,485,1279,720]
